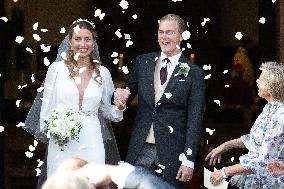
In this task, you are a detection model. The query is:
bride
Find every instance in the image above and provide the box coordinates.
[24,19,129,185]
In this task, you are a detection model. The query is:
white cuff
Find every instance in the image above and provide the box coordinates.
[110,162,135,188]
[181,160,194,169]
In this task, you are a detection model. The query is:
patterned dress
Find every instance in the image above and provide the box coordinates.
[230,102,284,188]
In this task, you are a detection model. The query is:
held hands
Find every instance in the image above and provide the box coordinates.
[176,165,193,182]
[210,169,225,186]
[205,143,228,166]
[267,160,284,176]
[114,87,131,110]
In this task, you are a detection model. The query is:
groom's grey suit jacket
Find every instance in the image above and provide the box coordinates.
[125,52,205,187]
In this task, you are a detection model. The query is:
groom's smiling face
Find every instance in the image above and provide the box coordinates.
[70,28,94,58]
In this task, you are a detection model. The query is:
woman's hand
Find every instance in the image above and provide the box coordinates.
[210,170,225,186]
[114,88,131,110]
[205,143,228,165]
[267,160,284,176]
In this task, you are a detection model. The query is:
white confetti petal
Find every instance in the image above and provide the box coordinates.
[40,29,48,32]
[164,93,172,99]
[176,45,180,49]
[155,57,159,61]
[115,29,122,38]
[172,0,182,2]
[206,128,215,135]
[99,13,105,20]
[16,122,25,127]
[124,34,131,40]
[25,151,33,158]
[155,169,163,174]
[94,9,102,17]
[37,159,44,167]
[272,0,276,3]
[15,36,24,43]
[186,148,192,156]
[231,157,235,162]
[235,32,243,40]
[74,53,80,61]
[31,74,35,82]
[213,100,220,106]
[35,168,41,176]
[16,100,21,107]
[26,47,33,53]
[202,64,211,70]
[40,44,51,52]
[119,0,129,9]
[34,140,38,147]
[44,57,50,66]
[158,164,165,169]
[113,58,119,65]
[33,34,41,41]
[79,144,88,150]
[111,52,118,58]
[33,22,38,30]
[60,27,66,33]
[73,77,81,84]
[0,126,4,132]
[132,14,137,19]
[201,18,210,26]
[73,25,81,34]
[29,145,35,152]
[126,40,133,47]
[182,30,191,40]
[122,66,129,74]
[168,126,174,133]
[223,70,228,74]
[186,43,192,49]
[259,17,265,24]
[204,74,211,79]
[225,85,229,88]
[0,17,8,22]
[179,153,187,162]
[37,87,44,92]
[61,52,67,60]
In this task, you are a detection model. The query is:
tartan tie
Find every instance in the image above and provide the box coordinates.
[160,58,170,85]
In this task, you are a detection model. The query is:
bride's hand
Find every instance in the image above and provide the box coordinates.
[205,143,228,166]
[114,88,131,110]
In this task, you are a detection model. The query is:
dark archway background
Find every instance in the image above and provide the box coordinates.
[0,0,280,188]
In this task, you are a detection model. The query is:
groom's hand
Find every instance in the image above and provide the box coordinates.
[176,165,193,182]
[114,87,131,110]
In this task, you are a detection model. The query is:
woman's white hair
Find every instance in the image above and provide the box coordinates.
[260,61,284,101]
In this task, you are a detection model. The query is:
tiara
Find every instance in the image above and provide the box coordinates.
[72,18,95,28]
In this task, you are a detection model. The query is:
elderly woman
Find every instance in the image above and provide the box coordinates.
[205,62,284,188]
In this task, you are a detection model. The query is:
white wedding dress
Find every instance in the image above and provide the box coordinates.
[39,61,123,176]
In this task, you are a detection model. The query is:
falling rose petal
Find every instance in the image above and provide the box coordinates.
[40,29,48,32]
[259,17,265,24]
[168,126,173,133]
[206,128,215,135]
[33,33,41,41]
[202,64,211,70]
[235,32,243,40]
[16,122,25,127]
[74,53,80,61]
[31,74,35,82]
[115,29,122,38]
[111,52,118,58]
[44,57,50,66]
[60,27,66,33]
[99,13,105,20]
[37,159,44,167]
[113,58,119,65]
[155,169,163,174]
[0,126,4,132]
[40,44,51,52]
[0,17,8,22]
[35,168,41,176]
[79,144,88,150]
[61,52,67,60]
[94,9,102,17]
[182,30,191,40]
[126,40,133,47]
[164,93,172,99]
[79,67,87,73]
[73,25,81,34]
[119,0,129,10]
[122,66,129,74]
[16,100,21,107]
[26,47,33,53]
[37,87,44,92]
[73,77,81,84]
[231,157,235,162]
[179,153,187,162]
[223,70,228,74]
[132,14,137,19]
[25,151,33,158]
[214,100,220,106]
[186,148,192,156]
[225,85,229,87]
[204,74,211,79]
[158,164,165,169]
[34,140,38,147]
[201,18,210,26]
[15,36,24,43]
[29,145,35,152]
[33,22,39,30]
[186,43,192,49]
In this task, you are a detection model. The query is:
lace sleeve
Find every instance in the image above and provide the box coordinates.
[99,66,123,122]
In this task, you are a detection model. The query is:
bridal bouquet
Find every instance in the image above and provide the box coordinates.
[44,108,82,147]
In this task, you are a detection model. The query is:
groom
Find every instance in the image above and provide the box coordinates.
[116,14,205,188]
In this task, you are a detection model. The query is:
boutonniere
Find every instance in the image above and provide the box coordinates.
[175,63,190,77]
